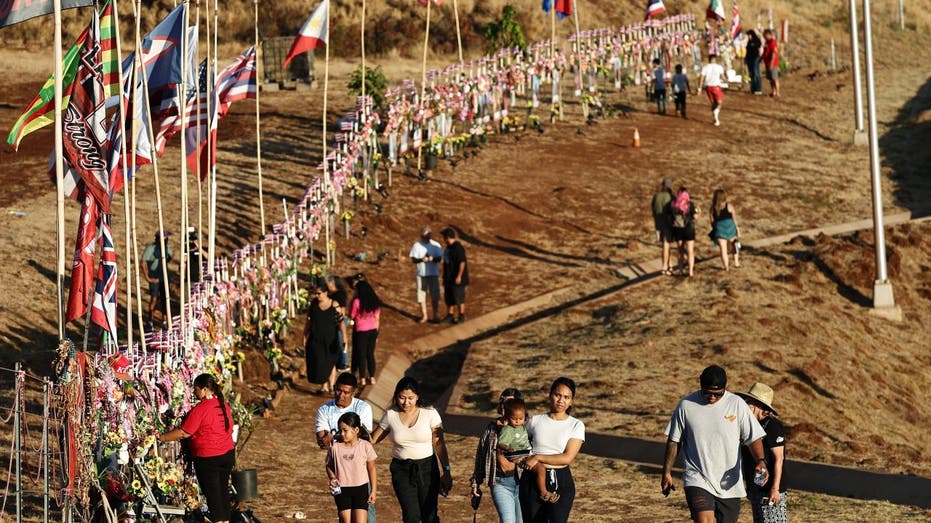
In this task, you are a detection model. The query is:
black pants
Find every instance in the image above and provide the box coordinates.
[675,92,687,117]
[351,329,378,379]
[193,449,235,522]
[519,466,575,523]
[390,456,440,523]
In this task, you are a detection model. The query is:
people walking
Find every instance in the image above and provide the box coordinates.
[670,187,699,277]
[738,383,789,523]
[349,280,381,387]
[470,388,526,523]
[710,189,741,271]
[661,365,769,523]
[409,226,444,323]
[698,54,727,126]
[441,227,469,324]
[651,178,676,275]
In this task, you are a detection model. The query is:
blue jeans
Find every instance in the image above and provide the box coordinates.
[747,57,762,93]
[491,475,523,523]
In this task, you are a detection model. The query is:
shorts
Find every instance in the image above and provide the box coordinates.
[444,284,466,306]
[334,483,369,512]
[685,486,740,523]
[766,67,779,80]
[148,281,163,298]
[656,225,674,242]
[705,86,724,103]
[416,275,439,303]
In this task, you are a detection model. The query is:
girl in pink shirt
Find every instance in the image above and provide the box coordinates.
[326,412,378,523]
[349,280,381,386]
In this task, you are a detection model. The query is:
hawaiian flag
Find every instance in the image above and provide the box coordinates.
[645,0,666,20]
[61,6,112,213]
[707,0,726,20]
[91,214,118,343]
[7,0,120,150]
[542,0,572,19]
[730,1,743,39]
[215,47,258,117]
[66,192,101,323]
[283,0,328,68]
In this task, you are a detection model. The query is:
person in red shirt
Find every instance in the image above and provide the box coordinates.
[761,29,780,98]
[159,374,235,523]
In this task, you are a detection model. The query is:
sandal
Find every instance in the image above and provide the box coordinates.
[660,268,673,276]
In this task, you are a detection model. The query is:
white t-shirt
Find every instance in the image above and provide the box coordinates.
[409,239,444,277]
[315,397,374,435]
[379,407,443,460]
[700,63,727,88]
[526,413,585,461]
[665,391,766,498]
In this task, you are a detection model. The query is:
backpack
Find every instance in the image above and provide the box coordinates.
[671,207,689,229]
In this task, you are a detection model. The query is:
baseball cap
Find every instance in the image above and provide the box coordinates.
[700,365,727,389]
[662,178,673,190]
[420,226,432,237]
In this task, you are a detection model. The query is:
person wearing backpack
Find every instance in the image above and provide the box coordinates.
[651,178,676,275]
[670,187,700,277]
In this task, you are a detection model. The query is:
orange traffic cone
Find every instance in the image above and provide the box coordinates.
[632,127,641,148]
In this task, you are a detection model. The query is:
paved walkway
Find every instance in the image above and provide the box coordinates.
[360,209,931,509]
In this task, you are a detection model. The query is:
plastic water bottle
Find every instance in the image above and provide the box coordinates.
[330,480,341,496]
[753,469,767,486]
[734,240,742,254]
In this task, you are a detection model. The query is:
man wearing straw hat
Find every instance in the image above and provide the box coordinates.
[738,383,788,523]
[661,365,769,523]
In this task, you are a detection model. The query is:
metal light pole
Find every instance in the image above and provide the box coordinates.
[862,0,896,310]
[849,0,867,144]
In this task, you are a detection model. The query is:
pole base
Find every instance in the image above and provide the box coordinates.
[853,129,868,145]
[870,280,901,321]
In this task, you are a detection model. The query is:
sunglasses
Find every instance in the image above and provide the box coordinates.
[701,388,725,398]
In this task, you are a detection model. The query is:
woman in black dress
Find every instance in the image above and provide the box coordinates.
[303,282,347,393]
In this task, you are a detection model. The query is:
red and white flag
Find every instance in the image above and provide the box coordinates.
[66,192,101,322]
[730,1,742,39]
[283,0,328,68]
[645,0,666,20]
[91,214,118,343]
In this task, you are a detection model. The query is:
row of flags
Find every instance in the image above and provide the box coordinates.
[5,2,257,343]
[646,0,741,42]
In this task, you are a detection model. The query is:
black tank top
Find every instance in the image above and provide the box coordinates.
[714,205,733,221]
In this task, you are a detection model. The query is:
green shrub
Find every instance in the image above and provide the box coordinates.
[348,64,387,111]
[483,5,527,54]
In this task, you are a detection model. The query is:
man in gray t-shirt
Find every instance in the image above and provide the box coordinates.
[661,365,768,523]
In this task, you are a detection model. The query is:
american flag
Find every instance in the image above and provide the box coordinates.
[91,214,119,343]
[730,1,742,39]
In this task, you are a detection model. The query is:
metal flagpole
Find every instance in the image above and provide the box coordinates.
[54,0,66,339]
[254,0,267,235]
[861,0,896,312]
[848,0,866,144]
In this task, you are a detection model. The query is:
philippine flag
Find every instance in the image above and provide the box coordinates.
[645,0,666,20]
[283,0,329,68]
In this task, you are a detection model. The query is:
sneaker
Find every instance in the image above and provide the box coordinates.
[714,120,720,127]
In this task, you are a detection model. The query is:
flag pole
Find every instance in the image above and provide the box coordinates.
[54,0,66,340]
[113,0,134,349]
[550,0,557,118]
[361,0,367,201]
[573,0,582,100]
[196,1,205,250]
[452,0,463,64]
[135,0,174,332]
[416,0,432,175]
[322,0,332,266]
[178,0,190,338]
[208,0,218,279]
[254,0,266,236]
[130,0,147,348]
